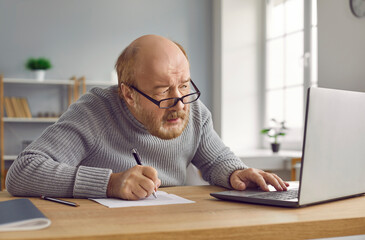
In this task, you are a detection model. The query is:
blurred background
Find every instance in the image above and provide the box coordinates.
[1,0,365,157]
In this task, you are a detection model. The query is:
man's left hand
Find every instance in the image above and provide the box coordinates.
[230,168,289,192]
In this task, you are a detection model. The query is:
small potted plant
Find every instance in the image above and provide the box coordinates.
[261,119,287,153]
[26,57,52,81]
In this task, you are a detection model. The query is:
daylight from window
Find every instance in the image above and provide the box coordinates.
[265,0,317,149]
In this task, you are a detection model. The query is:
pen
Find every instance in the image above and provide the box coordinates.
[131,148,157,198]
[40,195,79,207]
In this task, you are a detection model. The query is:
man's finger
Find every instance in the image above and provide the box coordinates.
[139,178,156,197]
[230,175,248,190]
[251,171,269,191]
[262,173,283,191]
[141,166,159,182]
[131,184,148,199]
[272,174,288,191]
[155,179,162,190]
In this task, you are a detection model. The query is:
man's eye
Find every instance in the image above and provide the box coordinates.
[156,89,169,96]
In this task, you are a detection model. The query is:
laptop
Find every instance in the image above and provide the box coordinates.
[211,87,365,207]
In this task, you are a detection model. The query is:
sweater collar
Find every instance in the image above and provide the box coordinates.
[119,97,148,131]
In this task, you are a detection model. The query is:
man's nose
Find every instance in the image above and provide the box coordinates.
[169,89,185,110]
[171,98,185,110]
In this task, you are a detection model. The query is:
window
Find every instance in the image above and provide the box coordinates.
[264,0,317,150]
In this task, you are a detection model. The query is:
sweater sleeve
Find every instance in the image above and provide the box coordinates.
[5,91,112,198]
[191,103,248,189]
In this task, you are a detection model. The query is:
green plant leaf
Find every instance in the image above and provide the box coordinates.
[261,129,270,134]
[26,57,52,70]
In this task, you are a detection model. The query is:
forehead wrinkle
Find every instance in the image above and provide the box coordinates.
[133,35,190,88]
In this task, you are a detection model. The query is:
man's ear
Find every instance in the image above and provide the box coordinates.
[121,84,135,106]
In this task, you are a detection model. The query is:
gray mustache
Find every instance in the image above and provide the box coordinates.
[166,111,186,120]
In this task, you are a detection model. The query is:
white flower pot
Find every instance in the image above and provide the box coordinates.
[34,70,46,81]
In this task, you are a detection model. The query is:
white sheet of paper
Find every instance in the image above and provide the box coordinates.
[90,191,195,208]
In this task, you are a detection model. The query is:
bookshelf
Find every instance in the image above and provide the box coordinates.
[3,117,58,123]
[0,75,115,190]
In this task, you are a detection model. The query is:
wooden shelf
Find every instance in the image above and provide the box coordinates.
[3,78,75,85]
[0,75,113,190]
[3,78,115,86]
[3,117,58,123]
[0,75,82,190]
[4,155,17,161]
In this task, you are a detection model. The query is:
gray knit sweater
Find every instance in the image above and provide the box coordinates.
[6,86,247,198]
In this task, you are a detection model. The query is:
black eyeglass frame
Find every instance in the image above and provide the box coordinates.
[130,79,201,109]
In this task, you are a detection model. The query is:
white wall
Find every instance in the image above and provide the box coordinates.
[0,0,213,109]
[213,0,264,155]
[0,0,214,155]
[317,0,365,91]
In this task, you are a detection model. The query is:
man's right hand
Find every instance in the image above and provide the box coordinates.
[107,165,161,200]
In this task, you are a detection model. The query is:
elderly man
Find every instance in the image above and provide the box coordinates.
[6,35,288,200]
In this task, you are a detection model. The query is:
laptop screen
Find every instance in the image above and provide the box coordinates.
[299,87,365,205]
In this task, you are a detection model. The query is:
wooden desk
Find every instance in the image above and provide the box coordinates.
[1,185,364,240]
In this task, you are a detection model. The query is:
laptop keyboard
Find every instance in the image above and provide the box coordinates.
[253,189,299,200]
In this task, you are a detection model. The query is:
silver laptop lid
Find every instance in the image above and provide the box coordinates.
[299,87,365,205]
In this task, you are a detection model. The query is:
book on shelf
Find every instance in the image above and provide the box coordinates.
[4,97,15,118]
[11,97,22,118]
[17,98,32,118]
[4,97,32,118]
[15,97,26,118]
[21,98,32,118]
[0,198,51,231]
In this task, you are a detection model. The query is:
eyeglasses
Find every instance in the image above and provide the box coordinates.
[130,79,201,109]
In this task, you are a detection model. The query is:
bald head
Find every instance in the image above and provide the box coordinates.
[132,35,187,62]
[132,35,189,87]
[115,35,190,93]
